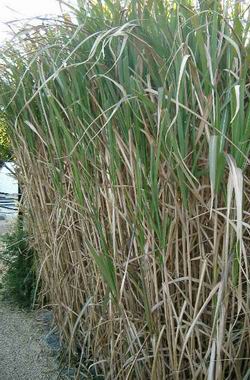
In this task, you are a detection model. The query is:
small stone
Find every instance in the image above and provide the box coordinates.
[43,330,62,353]
[37,309,54,324]
[60,367,77,379]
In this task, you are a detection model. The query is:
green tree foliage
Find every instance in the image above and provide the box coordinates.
[0,117,11,161]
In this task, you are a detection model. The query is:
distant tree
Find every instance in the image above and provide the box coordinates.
[0,117,11,162]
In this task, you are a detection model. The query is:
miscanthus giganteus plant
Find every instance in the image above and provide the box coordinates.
[0,1,250,378]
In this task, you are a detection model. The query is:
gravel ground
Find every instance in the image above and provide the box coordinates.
[0,219,61,380]
[0,303,60,380]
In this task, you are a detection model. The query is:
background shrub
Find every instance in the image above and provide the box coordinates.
[0,117,12,161]
[0,223,37,308]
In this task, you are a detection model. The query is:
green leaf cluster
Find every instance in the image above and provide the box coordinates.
[0,118,11,161]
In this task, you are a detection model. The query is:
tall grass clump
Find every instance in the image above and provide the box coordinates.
[0,0,250,378]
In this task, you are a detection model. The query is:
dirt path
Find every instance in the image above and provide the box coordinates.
[0,302,59,380]
[0,220,61,380]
